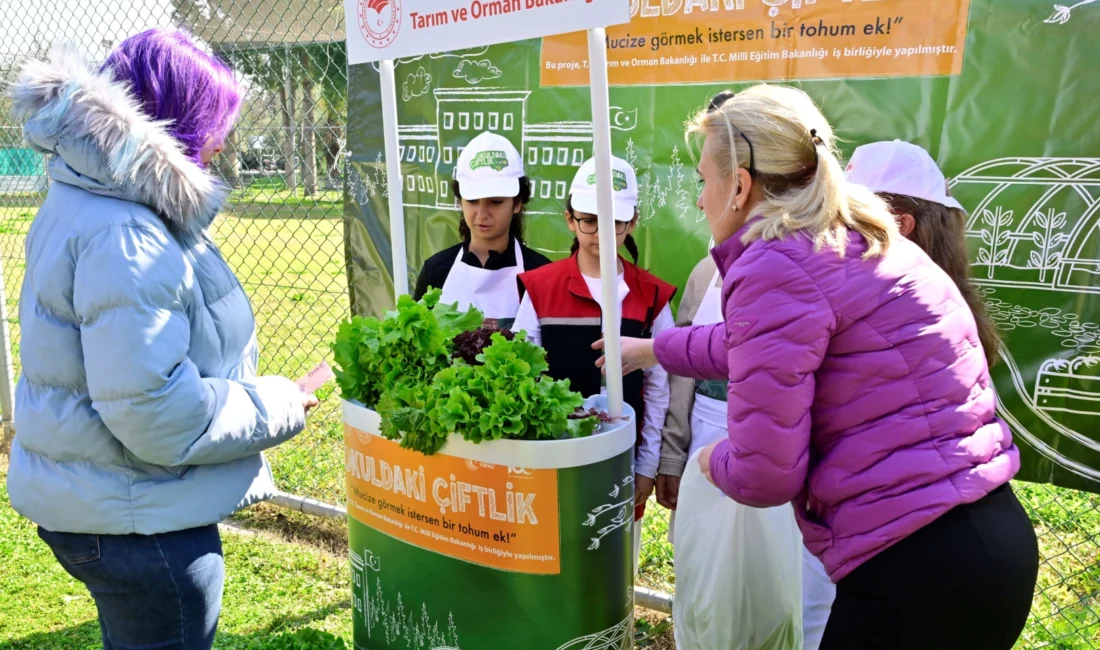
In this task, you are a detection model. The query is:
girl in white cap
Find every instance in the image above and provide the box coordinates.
[414,131,551,329]
[513,155,677,572]
[846,140,1000,365]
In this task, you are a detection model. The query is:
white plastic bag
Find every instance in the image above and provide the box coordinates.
[673,450,805,650]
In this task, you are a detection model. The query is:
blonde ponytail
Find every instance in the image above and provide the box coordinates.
[687,85,896,258]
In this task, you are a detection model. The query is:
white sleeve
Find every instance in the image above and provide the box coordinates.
[636,304,675,479]
[511,292,541,347]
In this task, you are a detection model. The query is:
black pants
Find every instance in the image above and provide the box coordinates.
[820,483,1039,650]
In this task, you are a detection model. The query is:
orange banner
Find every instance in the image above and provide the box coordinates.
[540,0,971,87]
[344,425,562,574]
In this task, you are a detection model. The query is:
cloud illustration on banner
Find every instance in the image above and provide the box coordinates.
[402,67,432,102]
[433,46,490,59]
[453,59,503,85]
[370,47,493,73]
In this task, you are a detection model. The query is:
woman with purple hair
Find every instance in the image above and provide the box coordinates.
[6,29,317,649]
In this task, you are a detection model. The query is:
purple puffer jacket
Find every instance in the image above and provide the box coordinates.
[654,220,1019,582]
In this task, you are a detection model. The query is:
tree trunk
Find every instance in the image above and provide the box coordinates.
[220,127,240,187]
[300,51,318,197]
[322,121,343,190]
[281,60,298,193]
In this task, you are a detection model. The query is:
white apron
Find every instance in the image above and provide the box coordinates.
[687,271,728,458]
[439,238,524,329]
[671,272,836,650]
[668,271,724,549]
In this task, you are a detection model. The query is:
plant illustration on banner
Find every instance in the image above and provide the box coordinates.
[583,475,635,550]
[351,548,461,649]
[665,145,695,222]
[1028,208,1069,283]
[975,206,1015,279]
[1045,0,1100,24]
[348,152,388,204]
[625,137,665,224]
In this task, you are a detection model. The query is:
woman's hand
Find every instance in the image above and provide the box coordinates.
[698,441,719,486]
[656,474,681,510]
[634,474,656,507]
[303,393,320,415]
[592,337,659,376]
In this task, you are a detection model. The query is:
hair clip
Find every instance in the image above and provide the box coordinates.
[809,129,823,163]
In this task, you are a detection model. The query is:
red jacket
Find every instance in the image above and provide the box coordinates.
[519,254,676,519]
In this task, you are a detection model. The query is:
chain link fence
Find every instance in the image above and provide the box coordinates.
[0,2,1098,648]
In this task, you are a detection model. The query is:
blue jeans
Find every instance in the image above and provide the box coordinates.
[37,524,224,650]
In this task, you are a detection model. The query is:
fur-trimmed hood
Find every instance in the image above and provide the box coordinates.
[9,46,228,236]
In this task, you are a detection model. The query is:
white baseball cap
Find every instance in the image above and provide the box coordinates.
[846,140,964,210]
[454,132,524,200]
[570,156,639,222]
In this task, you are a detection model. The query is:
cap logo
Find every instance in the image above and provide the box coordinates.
[469,150,509,172]
[586,169,629,192]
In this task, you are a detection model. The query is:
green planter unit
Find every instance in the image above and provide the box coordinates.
[344,397,636,649]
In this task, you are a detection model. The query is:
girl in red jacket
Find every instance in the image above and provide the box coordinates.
[512,155,676,573]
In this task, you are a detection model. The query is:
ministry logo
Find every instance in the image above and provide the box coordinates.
[358,0,403,49]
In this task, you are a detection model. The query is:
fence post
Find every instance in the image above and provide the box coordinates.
[0,255,15,456]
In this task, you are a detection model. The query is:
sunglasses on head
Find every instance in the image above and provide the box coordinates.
[708,91,756,177]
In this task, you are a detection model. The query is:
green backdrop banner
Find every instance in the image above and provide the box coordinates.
[344,0,1100,494]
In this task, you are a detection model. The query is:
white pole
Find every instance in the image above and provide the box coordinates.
[586,28,624,420]
[378,59,409,300]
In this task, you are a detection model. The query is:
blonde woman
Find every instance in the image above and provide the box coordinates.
[659,251,835,650]
[597,86,1038,648]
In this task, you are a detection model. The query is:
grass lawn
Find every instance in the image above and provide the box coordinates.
[1,195,1099,649]
[0,462,675,650]
[636,483,1100,649]
[0,461,355,650]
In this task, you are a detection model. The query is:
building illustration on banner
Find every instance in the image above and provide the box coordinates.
[393,87,640,218]
[953,157,1100,483]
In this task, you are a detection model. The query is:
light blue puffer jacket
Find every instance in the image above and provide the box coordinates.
[5,49,306,535]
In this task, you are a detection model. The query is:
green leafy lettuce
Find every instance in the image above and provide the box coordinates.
[332,288,483,408]
[333,291,600,456]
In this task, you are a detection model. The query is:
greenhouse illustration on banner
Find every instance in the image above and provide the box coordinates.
[953,157,1100,486]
